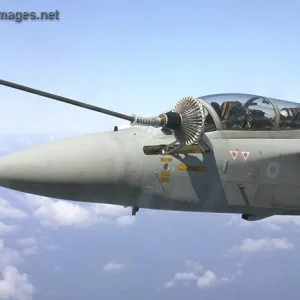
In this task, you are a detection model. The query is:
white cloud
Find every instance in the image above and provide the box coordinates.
[197,271,233,289]
[26,196,100,228]
[17,237,36,248]
[103,262,124,272]
[164,281,174,288]
[185,260,203,273]
[0,240,23,270]
[226,214,300,231]
[261,215,300,230]
[0,221,18,236]
[229,237,295,254]
[0,199,28,220]
[162,260,237,290]
[0,198,27,236]
[90,203,130,218]
[0,266,35,300]
[25,194,135,229]
[225,215,252,228]
[0,240,34,299]
[197,270,217,288]
[174,272,198,281]
[17,237,38,256]
[116,215,136,227]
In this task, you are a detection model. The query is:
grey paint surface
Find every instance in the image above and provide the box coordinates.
[0,125,300,219]
[1,85,300,221]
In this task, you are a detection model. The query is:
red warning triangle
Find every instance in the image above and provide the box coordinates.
[230,151,238,160]
[241,151,249,161]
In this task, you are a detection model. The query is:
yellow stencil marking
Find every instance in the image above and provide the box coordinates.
[160,177,170,182]
[161,171,170,177]
[161,157,172,162]
[177,164,206,172]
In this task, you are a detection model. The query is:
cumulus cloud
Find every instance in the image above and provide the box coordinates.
[164,281,174,288]
[0,198,28,220]
[0,266,35,300]
[17,237,36,248]
[116,215,136,227]
[226,214,300,231]
[228,237,294,254]
[0,198,34,298]
[90,203,130,218]
[17,237,38,256]
[197,270,233,289]
[0,221,18,236]
[25,194,135,229]
[173,272,198,281]
[103,262,124,272]
[162,260,238,290]
[0,198,27,243]
[0,240,34,299]
[0,240,23,270]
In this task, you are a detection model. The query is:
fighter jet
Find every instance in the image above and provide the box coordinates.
[0,79,300,221]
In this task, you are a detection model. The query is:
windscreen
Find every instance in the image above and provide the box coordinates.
[199,93,300,130]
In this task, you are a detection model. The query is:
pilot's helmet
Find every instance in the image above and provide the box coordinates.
[280,108,293,118]
[211,102,222,116]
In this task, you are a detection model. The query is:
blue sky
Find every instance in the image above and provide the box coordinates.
[1,0,300,299]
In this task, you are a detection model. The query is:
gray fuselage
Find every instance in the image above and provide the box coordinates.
[0,126,300,217]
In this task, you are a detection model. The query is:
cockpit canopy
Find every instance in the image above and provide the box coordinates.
[198,93,300,132]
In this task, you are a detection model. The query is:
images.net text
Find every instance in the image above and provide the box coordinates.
[0,10,60,23]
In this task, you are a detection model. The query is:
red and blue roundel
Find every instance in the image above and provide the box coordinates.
[266,161,280,179]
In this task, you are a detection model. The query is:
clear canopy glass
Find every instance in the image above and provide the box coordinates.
[198,93,300,131]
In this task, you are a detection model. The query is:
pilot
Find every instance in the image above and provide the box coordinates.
[204,102,222,131]
[280,108,295,128]
[220,101,246,128]
[210,102,222,117]
[280,108,293,119]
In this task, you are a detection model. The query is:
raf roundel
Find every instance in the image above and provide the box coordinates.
[266,161,280,179]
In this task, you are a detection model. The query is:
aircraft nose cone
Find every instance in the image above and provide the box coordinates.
[0,133,126,203]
